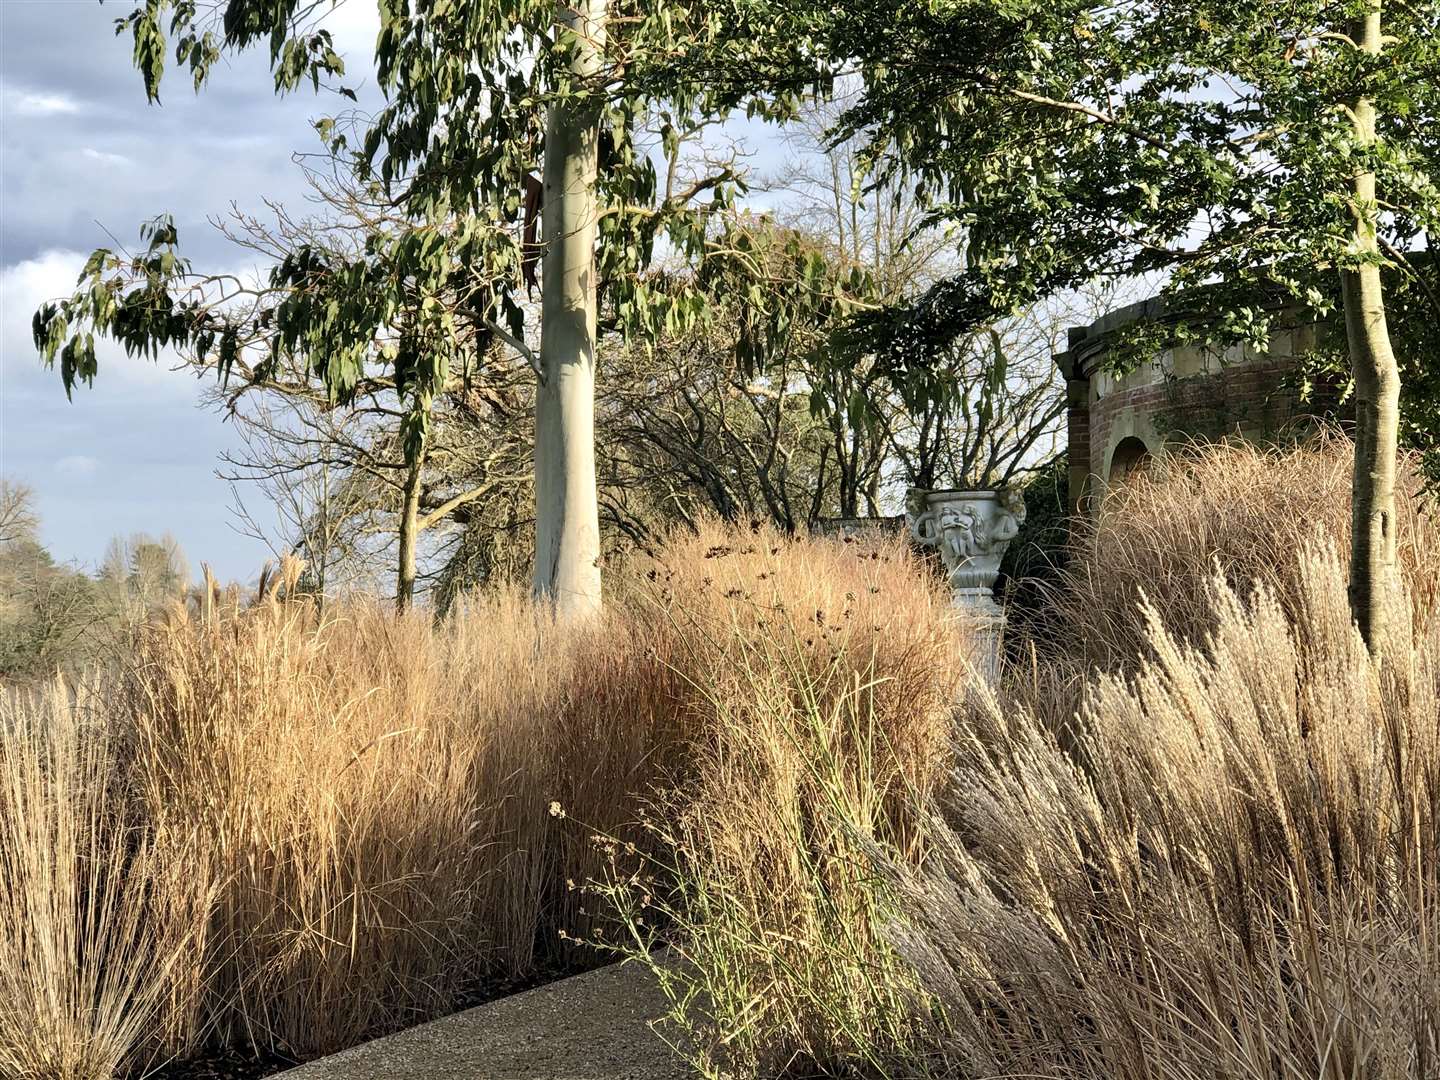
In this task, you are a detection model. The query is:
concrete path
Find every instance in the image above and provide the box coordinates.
[279,961,692,1079]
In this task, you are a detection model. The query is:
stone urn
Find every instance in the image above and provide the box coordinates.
[906,487,1027,677]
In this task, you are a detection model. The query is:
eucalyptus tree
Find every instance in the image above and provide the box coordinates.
[209,174,532,609]
[33,0,812,617]
[33,181,506,611]
[726,0,1439,651]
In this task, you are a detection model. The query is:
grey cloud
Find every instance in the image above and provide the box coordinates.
[1,0,384,266]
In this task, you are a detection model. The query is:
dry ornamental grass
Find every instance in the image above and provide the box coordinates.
[1056,434,1440,669]
[0,520,963,1078]
[610,439,1440,1080]
[896,539,1440,1079]
[5,439,1437,1080]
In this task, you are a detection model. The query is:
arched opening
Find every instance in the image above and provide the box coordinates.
[1108,436,1152,485]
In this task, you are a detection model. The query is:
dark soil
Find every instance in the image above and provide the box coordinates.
[145,1047,298,1080]
[139,966,571,1079]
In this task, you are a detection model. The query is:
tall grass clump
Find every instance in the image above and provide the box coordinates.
[0,521,967,1075]
[0,682,211,1079]
[121,594,507,1056]
[108,571,699,1059]
[891,541,1440,1078]
[1054,435,1439,670]
[631,522,964,813]
[601,525,970,1078]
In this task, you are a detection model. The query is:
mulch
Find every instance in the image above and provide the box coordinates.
[145,1047,297,1080]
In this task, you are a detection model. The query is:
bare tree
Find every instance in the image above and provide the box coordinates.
[0,479,38,547]
[98,533,190,616]
[764,97,1102,498]
[885,289,1121,491]
[601,302,837,536]
[223,401,389,605]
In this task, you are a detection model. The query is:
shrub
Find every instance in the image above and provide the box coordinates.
[996,455,1072,653]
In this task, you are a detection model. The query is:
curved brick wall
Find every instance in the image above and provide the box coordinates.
[1054,298,1322,512]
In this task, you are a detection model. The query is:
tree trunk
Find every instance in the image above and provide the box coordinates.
[315,459,329,618]
[1342,0,1402,654]
[397,450,423,613]
[533,0,606,618]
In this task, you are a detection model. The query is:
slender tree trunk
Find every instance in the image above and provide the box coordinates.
[1343,0,1402,653]
[533,0,606,618]
[316,459,329,618]
[397,449,423,613]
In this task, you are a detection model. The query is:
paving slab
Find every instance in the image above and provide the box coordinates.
[279,961,692,1079]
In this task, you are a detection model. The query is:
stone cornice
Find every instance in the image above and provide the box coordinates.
[1054,287,1309,383]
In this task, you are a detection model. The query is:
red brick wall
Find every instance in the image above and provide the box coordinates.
[1064,376,1092,513]
[1087,359,1305,481]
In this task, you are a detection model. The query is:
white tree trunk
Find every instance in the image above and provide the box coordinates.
[1342,0,1402,654]
[533,0,606,618]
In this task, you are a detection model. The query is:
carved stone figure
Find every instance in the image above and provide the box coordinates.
[989,486,1026,548]
[937,504,978,563]
[908,487,1027,598]
[906,487,1028,681]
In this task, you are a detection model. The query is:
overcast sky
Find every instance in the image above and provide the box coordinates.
[0,0,384,582]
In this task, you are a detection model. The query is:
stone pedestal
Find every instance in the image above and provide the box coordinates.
[906,487,1026,680]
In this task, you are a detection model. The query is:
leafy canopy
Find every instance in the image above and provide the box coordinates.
[34,1,834,459]
[712,0,1439,362]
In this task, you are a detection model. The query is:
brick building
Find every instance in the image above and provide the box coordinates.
[1053,296,1323,513]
